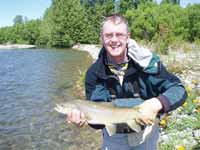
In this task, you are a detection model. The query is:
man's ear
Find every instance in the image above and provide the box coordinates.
[126,32,131,45]
[127,32,131,40]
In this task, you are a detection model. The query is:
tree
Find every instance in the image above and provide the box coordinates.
[44,0,97,47]
[186,4,200,42]
[82,0,115,43]
[125,2,157,41]
[161,0,180,5]
[37,7,54,46]
[23,19,41,44]
[119,0,153,14]
[13,15,23,25]
[0,0,199,48]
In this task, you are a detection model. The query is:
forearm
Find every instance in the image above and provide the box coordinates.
[149,63,187,113]
[157,85,187,113]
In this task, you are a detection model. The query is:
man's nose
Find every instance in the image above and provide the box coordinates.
[110,34,118,41]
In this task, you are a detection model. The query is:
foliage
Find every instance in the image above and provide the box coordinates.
[0,1,200,52]
[36,7,53,46]
[82,0,115,43]
[41,0,101,47]
[125,2,200,54]
[186,4,200,42]
[161,0,180,5]
[158,86,200,150]
[0,19,41,44]
[13,15,24,25]
[119,0,153,14]
[125,2,157,41]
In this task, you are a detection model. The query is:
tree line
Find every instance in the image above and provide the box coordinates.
[0,0,199,53]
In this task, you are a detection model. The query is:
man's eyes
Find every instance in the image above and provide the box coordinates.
[104,33,126,39]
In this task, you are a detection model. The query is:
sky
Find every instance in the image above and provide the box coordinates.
[0,0,52,27]
[0,0,199,28]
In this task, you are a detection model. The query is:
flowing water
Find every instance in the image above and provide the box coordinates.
[0,48,100,150]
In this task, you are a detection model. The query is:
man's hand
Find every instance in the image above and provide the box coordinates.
[136,98,162,126]
[66,109,86,127]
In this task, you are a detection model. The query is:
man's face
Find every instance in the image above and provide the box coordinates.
[101,21,130,61]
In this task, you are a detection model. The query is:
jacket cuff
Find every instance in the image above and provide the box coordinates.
[157,95,171,113]
[88,124,105,129]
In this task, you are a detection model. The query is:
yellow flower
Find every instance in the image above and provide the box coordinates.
[195,106,200,113]
[183,102,187,107]
[193,99,198,103]
[175,145,185,150]
[186,86,192,92]
[187,93,191,97]
[192,79,199,86]
[160,119,167,128]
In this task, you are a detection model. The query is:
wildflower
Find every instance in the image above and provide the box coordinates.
[193,99,198,103]
[186,86,192,93]
[187,93,191,97]
[183,102,187,107]
[160,119,167,128]
[192,79,199,86]
[195,106,200,113]
[175,145,185,150]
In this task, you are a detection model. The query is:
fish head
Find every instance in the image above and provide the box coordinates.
[54,102,77,115]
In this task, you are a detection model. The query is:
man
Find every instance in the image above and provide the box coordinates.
[67,14,187,150]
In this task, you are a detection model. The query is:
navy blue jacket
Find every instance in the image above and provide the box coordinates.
[85,48,187,113]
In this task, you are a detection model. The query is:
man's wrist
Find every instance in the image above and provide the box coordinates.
[150,98,163,112]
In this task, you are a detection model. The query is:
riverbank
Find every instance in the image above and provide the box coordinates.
[0,44,36,49]
[72,44,101,60]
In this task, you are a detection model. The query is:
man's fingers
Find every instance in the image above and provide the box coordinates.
[71,109,82,124]
[79,119,87,127]
[135,118,145,126]
[136,116,154,126]
[66,109,86,127]
[67,111,72,123]
[78,112,86,127]
[80,112,85,120]
[147,119,154,125]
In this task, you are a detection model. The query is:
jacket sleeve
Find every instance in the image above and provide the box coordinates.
[85,65,108,129]
[147,63,187,113]
[85,65,110,102]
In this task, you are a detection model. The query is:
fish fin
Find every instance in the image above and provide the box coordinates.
[127,120,142,133]
[105,124,117,136]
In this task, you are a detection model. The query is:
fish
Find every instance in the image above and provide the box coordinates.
[54,99,143,136]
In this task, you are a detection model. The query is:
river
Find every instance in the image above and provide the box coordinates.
[0,48,101,150]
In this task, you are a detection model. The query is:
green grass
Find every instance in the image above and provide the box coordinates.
[158,87,200,150]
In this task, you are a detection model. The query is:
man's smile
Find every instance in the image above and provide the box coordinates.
[110,45,121,49]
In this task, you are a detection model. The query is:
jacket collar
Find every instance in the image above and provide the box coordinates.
[94,47,138,80]
[94,47,108,79]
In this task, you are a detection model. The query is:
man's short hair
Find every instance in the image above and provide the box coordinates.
[101,14,129,33]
